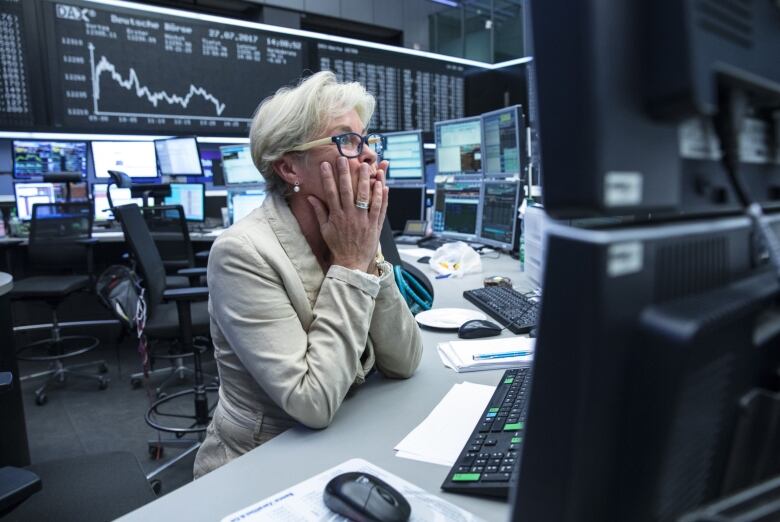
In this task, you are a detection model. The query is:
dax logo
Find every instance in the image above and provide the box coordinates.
[56,4,95,22]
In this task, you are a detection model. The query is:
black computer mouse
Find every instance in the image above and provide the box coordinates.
[323,472,411,522]
[417,256,431,264]
[458,319,503,339]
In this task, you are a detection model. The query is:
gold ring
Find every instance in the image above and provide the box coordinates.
[355,200,370,210]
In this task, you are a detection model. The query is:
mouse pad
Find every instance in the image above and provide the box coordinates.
[414,308,488,330]
[221,458,485,522]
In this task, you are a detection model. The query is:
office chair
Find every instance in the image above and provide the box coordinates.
[113,203,217,469]
[10,202,108,405]
[1,372,158,520]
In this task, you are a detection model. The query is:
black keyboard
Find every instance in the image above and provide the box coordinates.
[441,368,533,498]
[417,237,451,250]
[463,286,540,334]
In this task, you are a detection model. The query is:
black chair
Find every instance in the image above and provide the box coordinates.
[10,202,107,405]
[113,203,216,466]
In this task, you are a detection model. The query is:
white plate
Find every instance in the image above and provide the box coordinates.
[415,308,488,330]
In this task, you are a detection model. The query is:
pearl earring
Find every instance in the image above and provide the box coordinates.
[293,181,300,193]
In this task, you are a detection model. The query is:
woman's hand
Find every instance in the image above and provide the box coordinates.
[307,157,389,273]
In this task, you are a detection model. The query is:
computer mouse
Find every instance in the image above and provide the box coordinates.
[323,472,411,522]
[417,256,431,264]
[458,319,503,339]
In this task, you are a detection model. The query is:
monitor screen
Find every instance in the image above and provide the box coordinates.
[92,184,151,222]
[199,148,221,180]
[478,180,520,249]
[383,131,424,181]
[154,137,203,177]
[91,141,158,179]
[220,145,263,185]
[228,188,266,224]
[433,181,481,239]
[12,140,88,178]
[482,106,522,177]
[14,182,56,221]
[386,186,424,232]
[164,183,205,222]
[435,118,482,175]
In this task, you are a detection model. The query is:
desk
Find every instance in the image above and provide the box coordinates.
[119,251,527,522]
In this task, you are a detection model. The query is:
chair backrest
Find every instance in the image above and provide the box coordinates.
[113,204,167,311]
[28,202,93,270]
[141,205,194,270]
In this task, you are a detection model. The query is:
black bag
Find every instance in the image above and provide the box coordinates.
[96,265,143,329]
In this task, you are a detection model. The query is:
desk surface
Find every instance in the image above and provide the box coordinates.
[119,250,527,522]
[0,228,224,245]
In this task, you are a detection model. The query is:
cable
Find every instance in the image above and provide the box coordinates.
[714,86,780,281]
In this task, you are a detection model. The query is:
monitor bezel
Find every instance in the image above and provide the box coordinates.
[154,136,204,178]
[433,180,483,242]
[480,105,523,178]
[220,144,264,186]
[90,140,160,182]
[434,115,484,177]
[12,139,89,179]
[382,130,425,182]
[13,181,56,221]
[165,182,206,222]
[477,178,521,250]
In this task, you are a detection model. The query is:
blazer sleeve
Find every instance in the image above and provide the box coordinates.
[208,234,380,429]
[368,262,424,379]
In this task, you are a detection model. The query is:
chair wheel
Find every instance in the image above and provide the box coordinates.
[35,393,47,406]
[98,377,109,390]
[156,391,167,400]
[148,443,164,460]
[150,479,162,495]
[99,363,109,374]
[130,377,142,389]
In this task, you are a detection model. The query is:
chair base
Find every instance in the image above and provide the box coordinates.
[130,356,218,398]
[21,359,109,406]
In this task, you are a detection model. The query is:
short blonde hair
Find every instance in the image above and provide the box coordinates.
[249,71,376,195]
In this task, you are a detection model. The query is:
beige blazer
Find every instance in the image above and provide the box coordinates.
[193,193,423,478]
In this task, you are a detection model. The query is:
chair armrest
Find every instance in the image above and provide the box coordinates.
[0,467,41,517]
[0,372,12,393]
[195,250,210,260]
[177,267,207,277]
[76,238,99,245]
[163,287,209,302]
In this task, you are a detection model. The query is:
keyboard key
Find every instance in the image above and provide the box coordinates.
[503,422,524,431]
[511,437,522,444]
[483,439,497,446]
[500,465,514,473]
[482,473,512,482]
[488,458,502,466]
[485,466,499,473]
[452,473,481,482]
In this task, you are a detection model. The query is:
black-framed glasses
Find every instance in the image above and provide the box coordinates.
[289,132,385,158]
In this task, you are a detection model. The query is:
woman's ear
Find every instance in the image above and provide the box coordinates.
[272,155,299,187]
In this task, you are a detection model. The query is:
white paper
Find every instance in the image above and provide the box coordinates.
[437,337,535,373]
[394,383,495,467]
[221,458,484,522]
[397,247,436,258]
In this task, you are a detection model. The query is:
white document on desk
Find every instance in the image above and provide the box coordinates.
[221,458,483,522]
[394,382,495,467]
[438,337,535,373]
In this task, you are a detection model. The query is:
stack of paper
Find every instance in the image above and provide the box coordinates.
[394,382,496,467]
[437,337,535,372]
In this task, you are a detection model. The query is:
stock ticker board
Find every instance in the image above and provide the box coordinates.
[0,0,37,128]
[42,0,306,134]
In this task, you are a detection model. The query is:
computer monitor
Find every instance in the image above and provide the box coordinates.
[228,188,266,225]
[434,117,482,176]
[220,145,263,186]
[382,131,424,182]
[13,182,56,221]
[164,183,205,222]
[91,184,151,222]
[154,137,203,178]
[432,181,481,240]
[530,0,780,219]
[12,140,88,179]
[91,141,158,180]
[512,215,780,521]
[481,106,524,178]
[477,180,520,250]
[386,186,425,232]
[199,148,221,184]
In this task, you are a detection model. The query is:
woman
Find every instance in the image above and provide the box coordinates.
[193,71,424,478]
